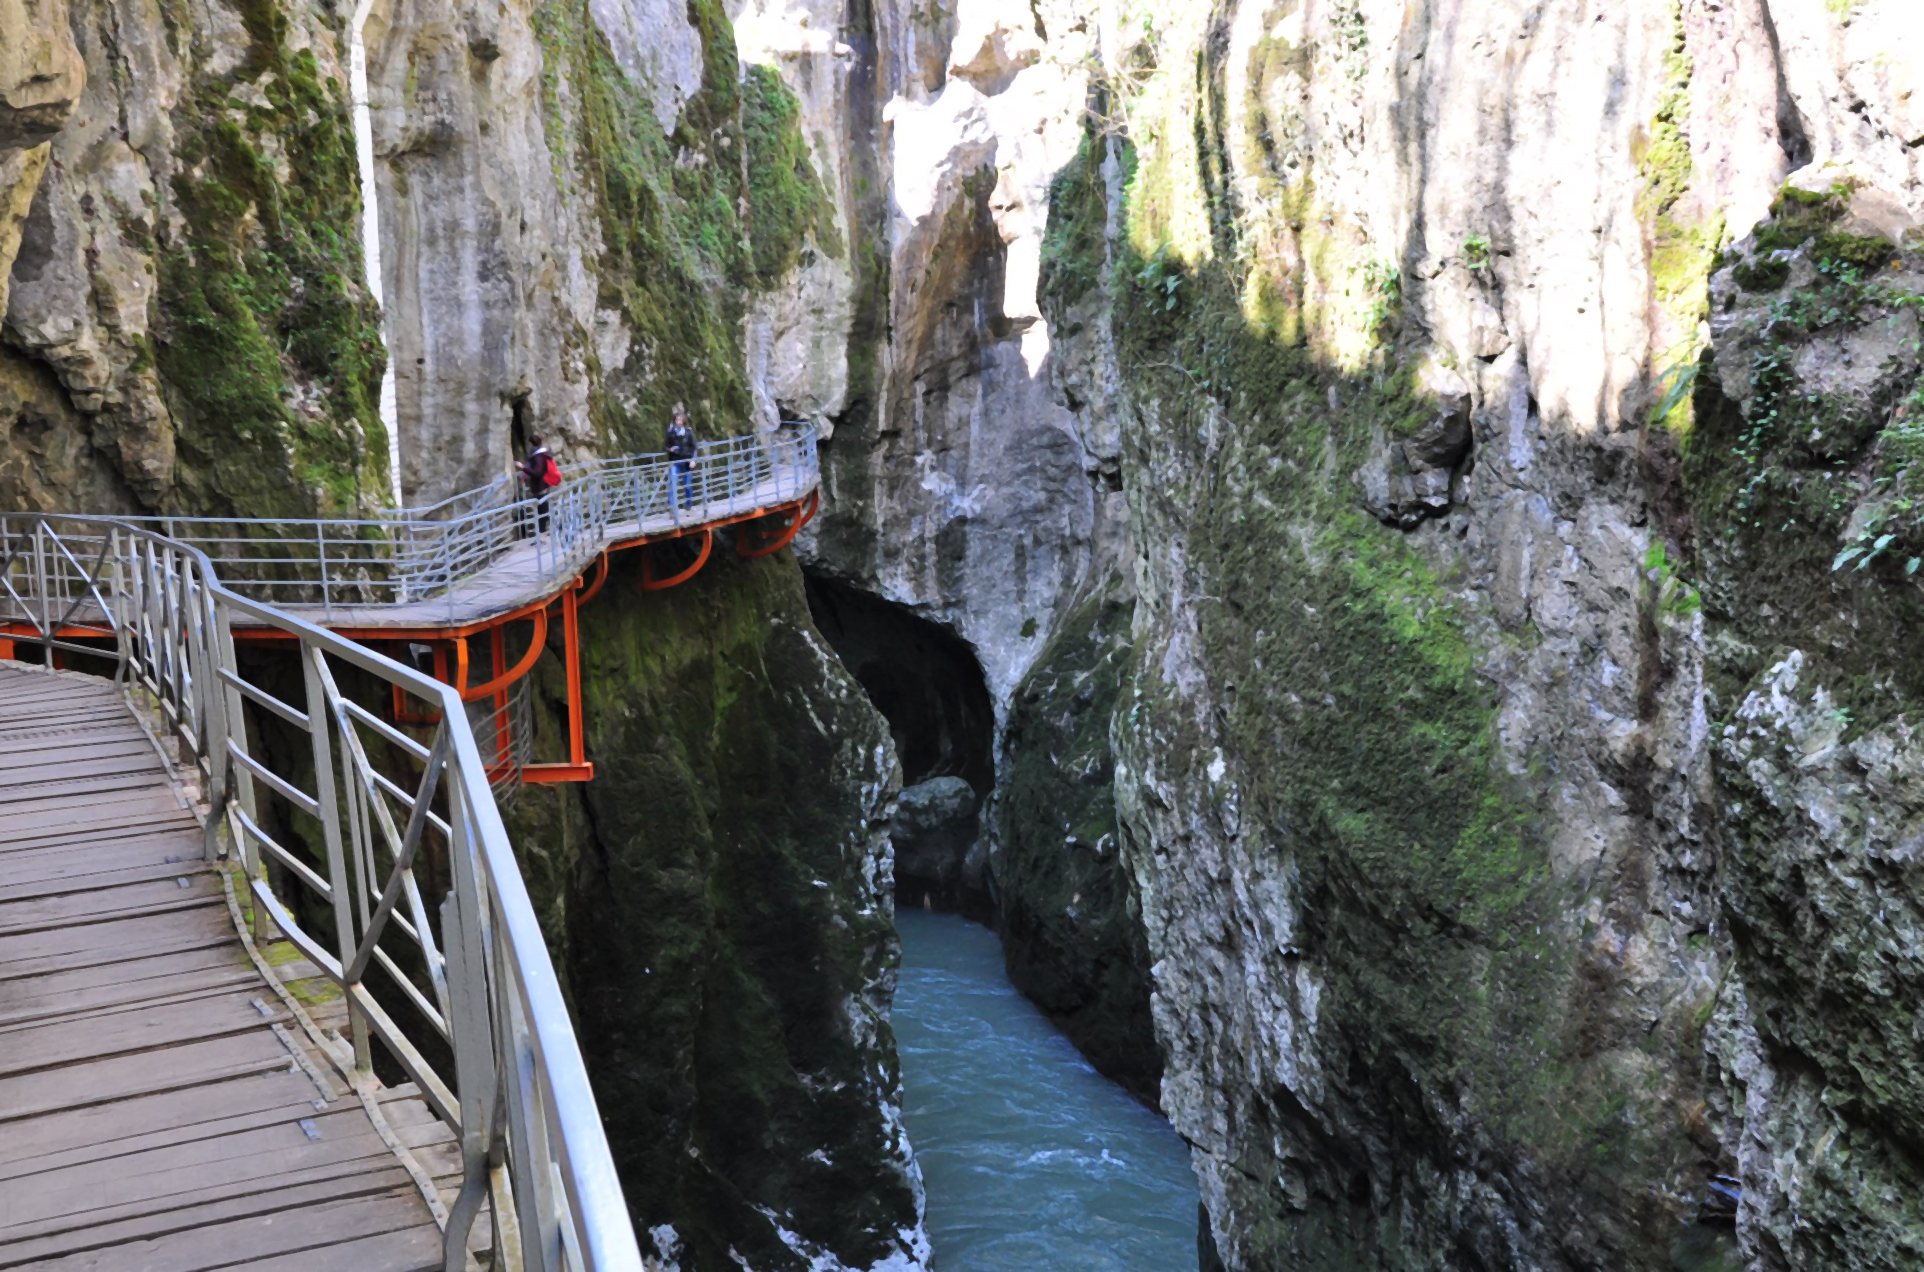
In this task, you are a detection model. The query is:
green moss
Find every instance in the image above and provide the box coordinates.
[156,31,388,517]
[1636,0,1719,427]
[740,64,840,288]
[995,577,1160,1098]
[1093,53,1703,1256]
[1038,136,1115,317]
[1732,256,1792,292]
[505,552,920,1270]
[532,0,756,449]
[1683,257,1924,733]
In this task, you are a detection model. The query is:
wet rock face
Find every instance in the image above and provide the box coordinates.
[992,575,1160,1102]
[890,775,982,909]
[1686,184,1924,1268]
[507,555,930,1272]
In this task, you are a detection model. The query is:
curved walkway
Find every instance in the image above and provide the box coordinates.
[0,665,452,1271]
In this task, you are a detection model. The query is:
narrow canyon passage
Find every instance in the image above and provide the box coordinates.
[893,910,1198,1271]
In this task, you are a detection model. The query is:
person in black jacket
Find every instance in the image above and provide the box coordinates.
[515,435,557,533]
[666,406,697,509]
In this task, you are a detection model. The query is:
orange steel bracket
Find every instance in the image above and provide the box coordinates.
[392,643,451,726]
[523,578,595,784]
[737,491,818,559]
[459,607,549,702]
[576,552,612,606]
[640,529,713,591]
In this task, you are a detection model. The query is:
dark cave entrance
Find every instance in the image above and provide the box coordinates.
[803,572,994,913]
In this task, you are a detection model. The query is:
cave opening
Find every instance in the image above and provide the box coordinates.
[803,571,994,912]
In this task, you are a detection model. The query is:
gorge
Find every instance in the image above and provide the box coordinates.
[5,0,1924,1268]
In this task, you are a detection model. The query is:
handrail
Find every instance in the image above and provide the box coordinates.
[105,425,820,619]
[0,512,645,1272]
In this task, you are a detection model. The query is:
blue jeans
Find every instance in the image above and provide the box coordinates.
[673,459,694,508]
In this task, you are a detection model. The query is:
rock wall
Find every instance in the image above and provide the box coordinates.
[2,0,387,515]
[1066,0,1921,1267]
[2,1,931,1267]
[508,553,927,1272]
[754,0,1924,1265]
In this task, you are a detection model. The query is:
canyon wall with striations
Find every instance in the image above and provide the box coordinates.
[761,0,1924,1265]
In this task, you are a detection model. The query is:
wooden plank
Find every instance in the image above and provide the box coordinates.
[0,789,186,836]
[0,1092,353,1186]
[0,874,223,937]
[6,1179,436,1272]
[0,752,165,787]
[0,1069,326,1171]
[0,1167,417,1268]
[0,771,183,811]
[0,825,201,864]
[6,1132,405,1245]
[0,942,240,1005]
[247,1221,444,1272]
[0,989,292,1078]
[0,719,148,747]
[0,1031,291,1122]
[4,1110,392,1230]
[0,857,211,905]
[0,963,262,1030]
[0,909,238,977]
[0,926,239,984]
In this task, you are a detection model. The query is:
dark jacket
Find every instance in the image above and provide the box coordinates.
[665,423,695,461]
[519,446,555,490]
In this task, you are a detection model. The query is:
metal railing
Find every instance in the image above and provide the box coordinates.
[110,426,820,621]
[0,514,644,1272]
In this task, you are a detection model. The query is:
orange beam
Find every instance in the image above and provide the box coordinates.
[455,607,549,703]
[640,530,713,591]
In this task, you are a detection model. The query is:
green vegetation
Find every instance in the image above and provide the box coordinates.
[1637,2,1720,396]
[509,554,918,1271]
[1462,233,1492,271]
[995,579,1160,1097]
[532,1,834,449]
[1684,223,1924,734]
[740,64,842,287]
[156,14,388,516]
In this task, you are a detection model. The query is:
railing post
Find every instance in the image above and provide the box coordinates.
[442,780,501,1271]
[32,520,50,669]
[302,641,370,1074]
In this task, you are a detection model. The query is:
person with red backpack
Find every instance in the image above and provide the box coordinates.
[516,435,561,534]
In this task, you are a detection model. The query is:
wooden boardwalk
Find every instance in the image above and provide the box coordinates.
[0,664,455,1271]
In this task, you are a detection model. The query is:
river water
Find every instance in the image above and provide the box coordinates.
[893,909,1199,1271]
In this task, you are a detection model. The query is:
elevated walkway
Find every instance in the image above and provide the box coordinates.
[0,519,651,1271]
[1,428,821,790]
[0,664,450,1270]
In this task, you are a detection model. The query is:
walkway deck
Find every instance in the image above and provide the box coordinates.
[271,475,808,633]
[0,664,452,1271]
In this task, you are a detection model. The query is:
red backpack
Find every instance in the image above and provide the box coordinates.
[531,450,562,488]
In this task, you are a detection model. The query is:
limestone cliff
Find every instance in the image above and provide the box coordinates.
[758,0,1924,1265]
[2,0,387,514]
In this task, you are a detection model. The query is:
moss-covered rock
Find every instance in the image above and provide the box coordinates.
[1689,207,1924,1268]
[507,549,926,1271]
[156,29,388,517]
[992,572,1161,1101]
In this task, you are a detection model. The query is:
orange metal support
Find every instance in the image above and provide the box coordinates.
[523,580,594,784]
[459,607,549,702]
[737,491,818,560]
[640,529,713,591]
[576,552,612,606]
